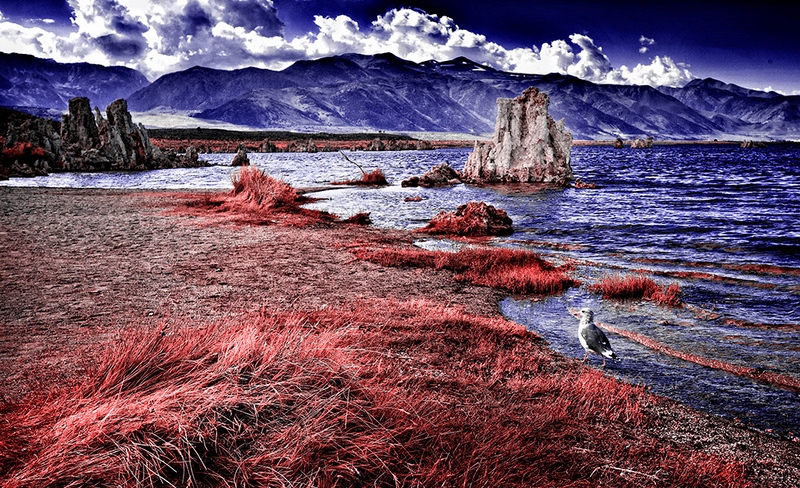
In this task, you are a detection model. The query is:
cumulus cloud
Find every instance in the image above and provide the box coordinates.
[0,2,694,87]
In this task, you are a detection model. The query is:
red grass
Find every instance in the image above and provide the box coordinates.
[354,246,580,295]
[229,165,297,209]
[1,142,48,165]
[589,274,682,307]
[0,300,751,487]
[332,168,389,186]
[170,167,335,226]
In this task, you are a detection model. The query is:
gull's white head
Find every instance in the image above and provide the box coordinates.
[579,308,594,322]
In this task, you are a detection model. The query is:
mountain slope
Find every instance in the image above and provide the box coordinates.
[3,51,799,139]
[0,52,150,110]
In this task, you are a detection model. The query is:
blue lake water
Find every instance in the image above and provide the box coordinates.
[3,145,800,437]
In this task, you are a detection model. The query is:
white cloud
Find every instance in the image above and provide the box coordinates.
[617,56,694,87]
[0,3,695,87]
[639,35,655,54]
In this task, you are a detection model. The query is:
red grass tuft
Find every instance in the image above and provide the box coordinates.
[354,246,580,295]
[332,168,389,186]
[0,300,751,487]
[168,167,336,226]
[589,273,681,306]
[417,201,513,237]
[342,211,372,225]
[229,165,298,209]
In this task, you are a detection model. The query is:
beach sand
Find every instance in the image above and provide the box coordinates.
[1,186,799,486]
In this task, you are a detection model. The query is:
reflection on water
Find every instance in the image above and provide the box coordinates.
[3,145,799,435]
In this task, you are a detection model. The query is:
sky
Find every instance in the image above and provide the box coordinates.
[1,0,798,94]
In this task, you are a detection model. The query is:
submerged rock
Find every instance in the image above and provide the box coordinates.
[462,87,572,186]
[401,162,462,187]
[417,201,513,237]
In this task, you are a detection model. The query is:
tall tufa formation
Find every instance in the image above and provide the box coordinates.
[60,97,169,171]
[462,87,573,186]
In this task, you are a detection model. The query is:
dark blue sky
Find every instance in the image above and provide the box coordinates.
[274,0,799,92]
[2,0,798,93]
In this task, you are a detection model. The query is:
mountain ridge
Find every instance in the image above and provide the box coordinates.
[2,51,799,140]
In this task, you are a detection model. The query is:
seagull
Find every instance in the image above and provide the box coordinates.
[577,308,618,367]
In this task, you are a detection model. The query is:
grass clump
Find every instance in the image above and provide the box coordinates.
[173,166,335,226]
[332,168,389,186]
[355,246,580,295]
[589,273,681,306]
[229,165,298,209]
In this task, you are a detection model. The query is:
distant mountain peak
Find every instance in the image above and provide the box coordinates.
[3,52,798,140]
[0,51,149,110]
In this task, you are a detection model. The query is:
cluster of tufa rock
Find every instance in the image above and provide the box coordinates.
[2,97,205,177]
[630,136,654,149]
[462,87,573,186]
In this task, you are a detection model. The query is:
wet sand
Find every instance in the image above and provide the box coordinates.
[1,186,799,486]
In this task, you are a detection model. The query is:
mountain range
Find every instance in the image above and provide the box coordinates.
[2,51,799,140]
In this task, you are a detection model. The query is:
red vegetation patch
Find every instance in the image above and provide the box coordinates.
[172,166,335,226]
[599,321,800,393]
[417,201,513,237]
[589,273,682,307]
[230,164,297,209]
[332,168,389,186]
[1,142,48,165]
[342,211,372,225]
[0,300,750,487]
[354,246,580,295]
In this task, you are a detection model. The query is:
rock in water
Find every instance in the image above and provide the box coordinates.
[417,201,513,237]
[231,144,250,166]
[462,87,573,185]
[401,162,462,187]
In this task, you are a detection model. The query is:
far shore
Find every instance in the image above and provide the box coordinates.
[146,127,799,154]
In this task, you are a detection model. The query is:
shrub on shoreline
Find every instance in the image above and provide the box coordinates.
[355,246,580,295]
[173,166,335,226]
[229,165,298,209]
[589,273,682,306]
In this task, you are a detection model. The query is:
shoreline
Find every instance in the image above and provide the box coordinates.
[2,186,799,486]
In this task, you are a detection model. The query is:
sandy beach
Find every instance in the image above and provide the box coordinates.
[2,186,800,486]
